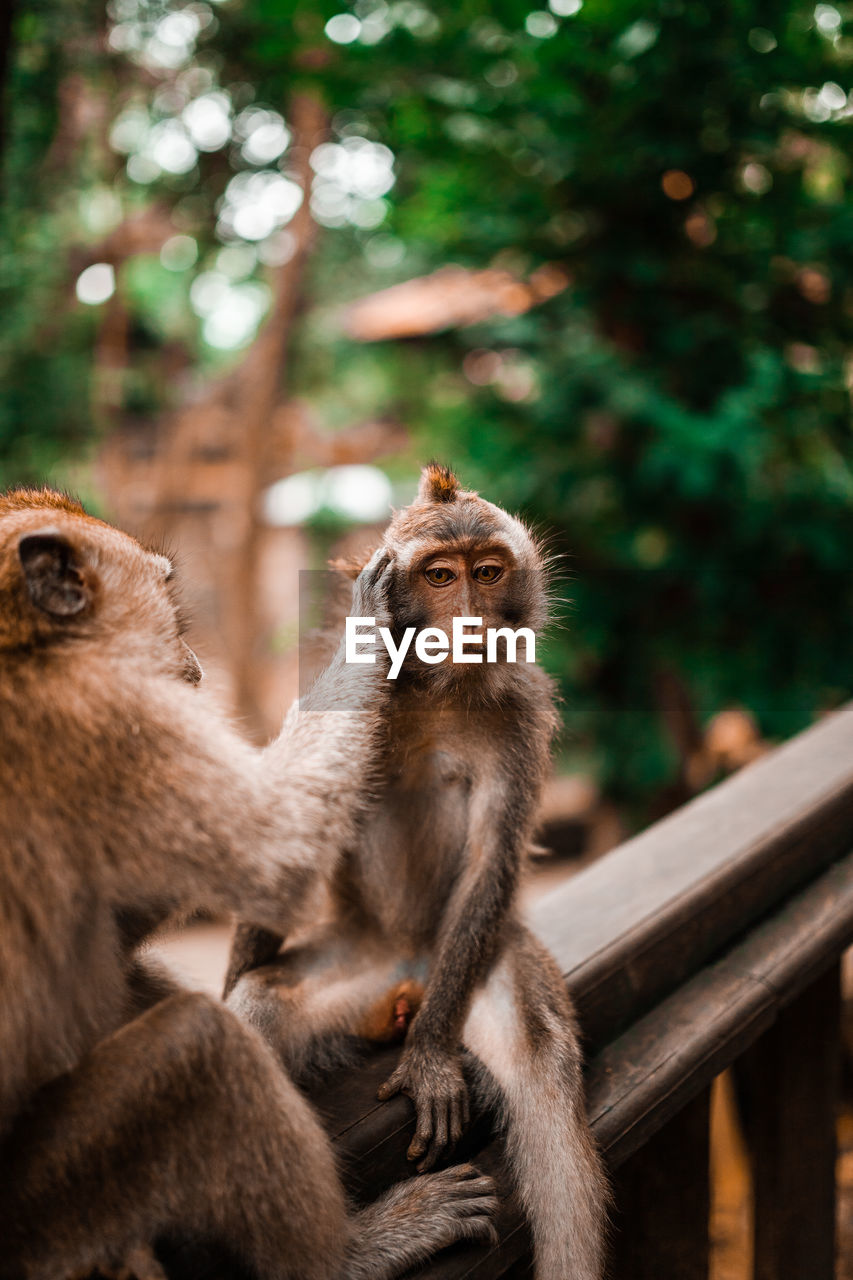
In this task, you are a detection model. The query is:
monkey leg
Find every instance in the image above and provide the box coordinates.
[224,946,499,1277]
[226,927,426,1079]
[462,925,608,1280]
[0,991,353,1280]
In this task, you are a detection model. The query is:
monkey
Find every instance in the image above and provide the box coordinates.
[0,487,499,1280]
[225,464,609,1279]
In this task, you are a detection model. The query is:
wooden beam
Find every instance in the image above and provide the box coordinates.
[162,707,853,1278]
[610,1087,710,1280]
[343,853,853,1276]
[531,703,853,1049]
[739,964,841,1280]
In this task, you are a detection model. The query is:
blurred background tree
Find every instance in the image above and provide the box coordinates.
[3,0,853,825]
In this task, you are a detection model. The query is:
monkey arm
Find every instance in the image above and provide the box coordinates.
[220,549,396,987]
[220,551,395,989]
[417,763,535,1046]
[221,659,390,995]
[91,686,381,944]
[96,550,395,942]
[377,765,535,1170]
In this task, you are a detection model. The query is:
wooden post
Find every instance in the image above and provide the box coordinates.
[738,962,840,1280]
[609,1086,711,1280]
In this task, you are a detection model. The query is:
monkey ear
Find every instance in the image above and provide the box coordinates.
[418,462,460,504]
[18,530,92,618]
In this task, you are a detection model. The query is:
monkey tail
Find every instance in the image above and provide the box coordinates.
[473,1046,608,1280]
[511,1075,608,1279]
[465,937,609,1280]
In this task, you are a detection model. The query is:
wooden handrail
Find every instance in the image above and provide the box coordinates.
[533,701,853,1048]
[165,705,853,1279]
[406,853,853,1277]
[313,705,853,1277]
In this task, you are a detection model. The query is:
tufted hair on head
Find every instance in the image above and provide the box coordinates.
[417,463,461,505]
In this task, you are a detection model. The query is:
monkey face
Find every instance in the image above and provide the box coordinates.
[0,488,203,685]
[406,542,526,638]
[378,465,549,676]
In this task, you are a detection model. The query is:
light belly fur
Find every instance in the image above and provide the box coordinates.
[354,749,472,947]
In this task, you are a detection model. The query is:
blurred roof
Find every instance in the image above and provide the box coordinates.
[343,263,570,342]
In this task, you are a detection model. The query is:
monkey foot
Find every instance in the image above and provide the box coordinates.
[357,978,424,1043]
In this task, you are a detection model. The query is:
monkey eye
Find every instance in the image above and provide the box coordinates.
[472,563,503,584]
[424,565,456,586]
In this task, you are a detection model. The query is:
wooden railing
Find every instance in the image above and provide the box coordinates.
[313,704,853,1279]
[162,705,853,1280]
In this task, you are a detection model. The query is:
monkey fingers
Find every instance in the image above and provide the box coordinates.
[351,546,395,629]
[377,1047,470,1172]
[409,1085,469,1172]
[342,1164,499,1279]
[375,1059,406,1102]
[360,545,392,590]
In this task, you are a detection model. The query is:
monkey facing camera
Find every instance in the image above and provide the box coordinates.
[227,464,608,1280]
[0,488,498,1280]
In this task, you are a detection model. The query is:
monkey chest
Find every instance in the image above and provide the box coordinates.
[354,752,472,943]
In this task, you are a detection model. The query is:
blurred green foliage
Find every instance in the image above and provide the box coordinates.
[0,0,108,479]
[3,0,853,812]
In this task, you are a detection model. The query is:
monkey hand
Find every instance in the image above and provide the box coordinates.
[377,1041,470,1172]
[311,547,396,708]
[350,545,395,634]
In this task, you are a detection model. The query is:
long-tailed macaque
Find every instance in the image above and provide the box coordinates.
[0,488,497,1280]
[225,465,608,1279]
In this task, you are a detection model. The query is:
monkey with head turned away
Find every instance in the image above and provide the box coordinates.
[0,487,498,1280]
[226,464,608,1280]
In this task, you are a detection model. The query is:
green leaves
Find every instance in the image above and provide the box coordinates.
[5,0,853,815]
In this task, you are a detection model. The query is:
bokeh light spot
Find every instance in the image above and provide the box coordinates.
[662,169,695,200]
[263,466,393,526]
[160,235,199,271]
[242,116,290,165]
[258,231,298,267]
[748,27,777,52]
[217,244,257,279]
[76,263,116,305]
[684,210,717,247]
[149,120,198,174]
[325,466,394,521]
[182,93,232,152]
[815,4,842,34]
[741,162,773,195]
[525,11,558,38]
[325,14,362,43]
[616,19,659,58]
[127,154,160,184]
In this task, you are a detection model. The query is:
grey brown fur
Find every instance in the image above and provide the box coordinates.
[226,465,608,1279]
[0,488,498,1280]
